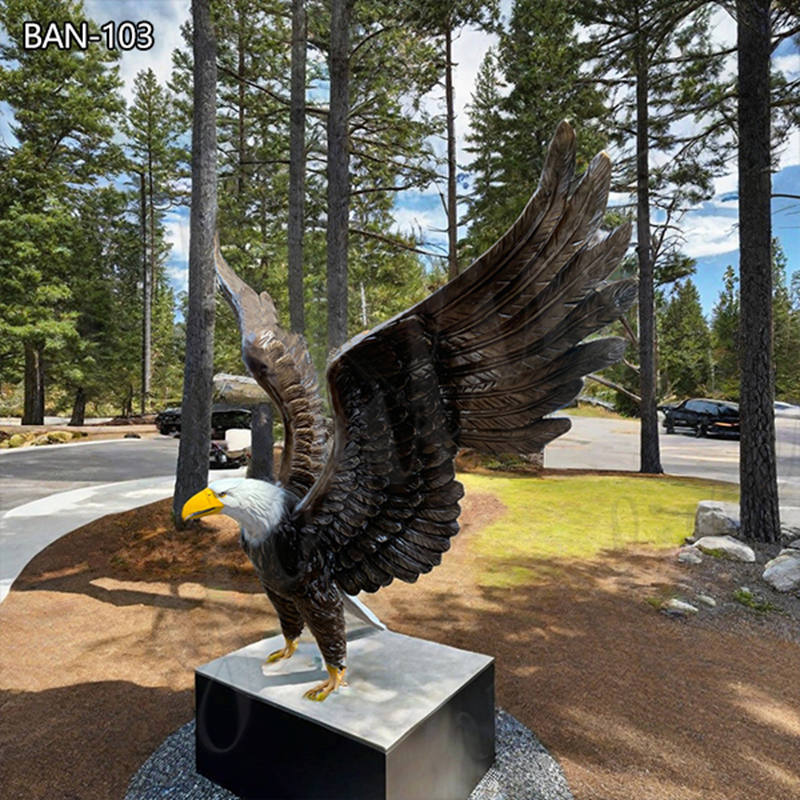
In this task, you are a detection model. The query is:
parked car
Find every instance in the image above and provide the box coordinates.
[659,398,740,438]
[155,404,252,438]
[774,401,800,419]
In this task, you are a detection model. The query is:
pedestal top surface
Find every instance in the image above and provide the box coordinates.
[196,630,493,751]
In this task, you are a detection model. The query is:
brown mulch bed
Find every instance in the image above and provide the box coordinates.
[1,490,799,800]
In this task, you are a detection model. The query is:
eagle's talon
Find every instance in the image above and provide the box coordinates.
[304,665,346,701]
[264,637,298,665]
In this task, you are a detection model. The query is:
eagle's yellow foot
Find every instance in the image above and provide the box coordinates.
[264,637,298,665]
[304,665,347,701]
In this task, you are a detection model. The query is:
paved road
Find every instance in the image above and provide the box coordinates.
[0,438,179,512]
[546,414,800,507]
[3,414,800,513]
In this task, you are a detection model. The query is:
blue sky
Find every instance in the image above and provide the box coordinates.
[2,1,798,318]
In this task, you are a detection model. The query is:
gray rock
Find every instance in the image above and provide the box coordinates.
[782,527,800,545]
[662,599,699,616]
[788,539,800,551]
[677,546,703,565]
[694,501,740,538]
[762,551,800,593]
[694,535,755,563]
[696,594,717,608]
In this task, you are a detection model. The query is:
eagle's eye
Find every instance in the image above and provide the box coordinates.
[218,491,227,498]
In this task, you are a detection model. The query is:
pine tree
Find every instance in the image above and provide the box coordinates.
[174,0,219,527]
[738,0,780,544]
[658,279,711,398]
[124,68,184,413]
[172,0,439,368]
[55,187,142,423]
[710,265,740,401]
[0,0,124,423]
[461,0,608,263]
[399,0,499,278]
[577,1,731,474]
[461,48,506,262]
[771,240,800,402]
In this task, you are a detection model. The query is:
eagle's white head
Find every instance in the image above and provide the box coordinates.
[181,477,289,544]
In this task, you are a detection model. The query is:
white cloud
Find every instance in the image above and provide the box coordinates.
[775,52,800,77]
[680,213,739,259]
[85,0,189,103]
[777,127,800,170]
[391,206,447,243]
[166,262,188,292]
[164,214,190,292]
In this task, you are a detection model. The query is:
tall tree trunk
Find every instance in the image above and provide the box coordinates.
[148,153,157,411]
[237,2,246,199]
[326,0,352,352]
[69,387,86,426]
[445,23,458,280]
[288,0,307,334]
[738,0,780,543]
[123,384,133,418]
[635,28,662,474]
[174,0,218,527]
[140,171,151,415]
[22,340,45,425]
[247,402,274,481]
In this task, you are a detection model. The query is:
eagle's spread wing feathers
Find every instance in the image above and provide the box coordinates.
[296,315,463,594]
[294,121,635,593]
[214,240,327,498]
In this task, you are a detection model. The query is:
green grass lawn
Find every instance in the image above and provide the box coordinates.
[459,472,739,586]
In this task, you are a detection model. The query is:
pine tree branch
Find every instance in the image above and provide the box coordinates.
[350,182,420,195]
[350,25,398,61]
[349,226,444,257]
[620,314,639,347]
[587,373,641,403]
[216,63,328,118]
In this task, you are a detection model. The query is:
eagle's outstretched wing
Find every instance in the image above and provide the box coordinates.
[294,121,636,595]
[214,240,327,498]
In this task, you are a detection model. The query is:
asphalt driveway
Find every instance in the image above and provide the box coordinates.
[0,438,179,512]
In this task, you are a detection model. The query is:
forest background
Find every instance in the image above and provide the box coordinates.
[1,0,798,425]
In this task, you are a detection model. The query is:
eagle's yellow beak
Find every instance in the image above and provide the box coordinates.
[181,487,224,521]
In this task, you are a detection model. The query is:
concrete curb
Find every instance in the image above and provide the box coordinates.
[0,437,163,457]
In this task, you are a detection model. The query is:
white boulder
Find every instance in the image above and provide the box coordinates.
[762,551,800,592]
[694,501,740,538]
[663,599,698,616]
[693,535,756,562]
[677,546,703,565]
[696,594,717,608]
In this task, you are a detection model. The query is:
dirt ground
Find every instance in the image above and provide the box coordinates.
[1,486,799,800]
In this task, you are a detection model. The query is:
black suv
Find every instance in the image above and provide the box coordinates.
[155,404,252,438]
[659,398,740,438]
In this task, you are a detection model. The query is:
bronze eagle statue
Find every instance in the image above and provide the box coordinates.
[181,122,635,701]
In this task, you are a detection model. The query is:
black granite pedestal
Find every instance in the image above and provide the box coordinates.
[195,630,495,800]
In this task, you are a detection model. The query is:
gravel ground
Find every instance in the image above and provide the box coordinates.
[125,709,573,800]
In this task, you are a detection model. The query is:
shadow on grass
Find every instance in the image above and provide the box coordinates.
[12,498,263,604]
